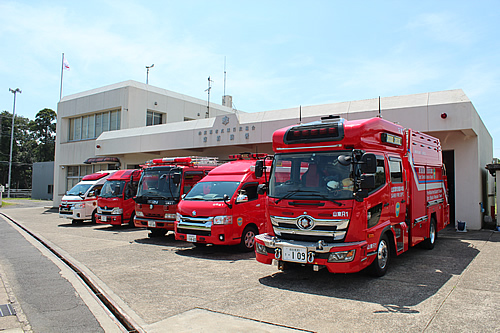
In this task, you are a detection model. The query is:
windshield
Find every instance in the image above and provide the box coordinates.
[67,183,92,196]
[184,181,240,201]
[270,152,354,201]
[100,180,125,198]
[136,167,181,200]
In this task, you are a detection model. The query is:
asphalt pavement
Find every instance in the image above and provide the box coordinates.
[1,199,500,332]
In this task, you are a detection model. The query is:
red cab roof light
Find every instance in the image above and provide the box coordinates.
[228,153,268,160]
[82,172,109,181]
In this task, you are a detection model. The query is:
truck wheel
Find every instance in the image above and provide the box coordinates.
[91,209,97,224]
[422,218,437,250]
[238,226,258,252]
[128,213,135,228]
[368,234,390,277]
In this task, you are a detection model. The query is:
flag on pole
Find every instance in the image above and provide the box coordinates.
[63,57,70,70]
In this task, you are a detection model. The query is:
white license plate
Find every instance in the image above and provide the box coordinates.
[283,246,307,263]
[148,221,156,228]
[187,234,197,242]
[101,216,107,222]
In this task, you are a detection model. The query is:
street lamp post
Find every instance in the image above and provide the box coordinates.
[146,64,154,84]
[8,88,21,198]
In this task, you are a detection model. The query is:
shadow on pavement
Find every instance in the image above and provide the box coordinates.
[258,233,481,310]
[175,244,255,261]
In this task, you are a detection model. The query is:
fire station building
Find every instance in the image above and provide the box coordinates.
[55,80,493,230]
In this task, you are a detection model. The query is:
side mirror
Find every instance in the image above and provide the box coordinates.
[223,194,233,209]
[173,173,181,186]
[360,153,377,174]
[257,183,267,195]
[359,174,376,189]
[338,155,352,166]
[255,160,264,178]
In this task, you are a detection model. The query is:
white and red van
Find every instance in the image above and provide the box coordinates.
[59,170,116,224]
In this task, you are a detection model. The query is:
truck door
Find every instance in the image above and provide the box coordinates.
[388,157,406,224]
[236,182,266,235]
[388,156,408,253]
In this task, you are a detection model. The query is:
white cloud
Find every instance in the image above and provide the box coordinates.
[407,12,475,46]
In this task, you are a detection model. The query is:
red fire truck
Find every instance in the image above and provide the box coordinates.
[175,153,272,251]
[254,116,449,276]
[134,156,218,237]
[96,169,142,226]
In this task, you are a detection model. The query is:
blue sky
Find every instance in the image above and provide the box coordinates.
[1,1,499,154]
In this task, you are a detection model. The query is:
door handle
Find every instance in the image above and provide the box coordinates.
[401,200,405,203]
[384,203,389,207]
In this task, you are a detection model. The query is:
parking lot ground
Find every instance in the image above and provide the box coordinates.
[1,202,500,332]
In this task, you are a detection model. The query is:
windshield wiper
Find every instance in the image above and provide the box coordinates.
[307,192,343,206]
[274,189,315,204]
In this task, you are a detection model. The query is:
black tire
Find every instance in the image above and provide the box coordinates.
[238,225,258,252]
[128,212,135,227]
[91,209,97,224]
[368,234,390,277]
[422,218,437,250]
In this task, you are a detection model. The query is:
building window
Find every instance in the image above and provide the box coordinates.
[68,109,121,142]
[65,164,119,191]
[147,110,164,126]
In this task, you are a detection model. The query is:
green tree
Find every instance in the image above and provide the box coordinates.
[30,108,57,162]
[0,111,34,188]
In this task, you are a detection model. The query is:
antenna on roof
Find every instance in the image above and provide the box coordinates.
[205,76,213,118]
[378,96,382,118]
[299,105,302,124]
[223,56,227,97]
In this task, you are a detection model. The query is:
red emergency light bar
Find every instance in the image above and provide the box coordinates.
[228,153,268,160]
[285,123,342,144]
[152,157,192,164]
[82,172,109,181]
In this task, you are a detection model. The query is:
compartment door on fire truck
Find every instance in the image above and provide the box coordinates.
[388,156,406,225]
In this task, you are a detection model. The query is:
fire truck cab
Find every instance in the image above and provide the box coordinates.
[96,169,142,226]
[134,156,218,237]
[254,116,449,276]
[175,153,271,251]
[59,170,117,224]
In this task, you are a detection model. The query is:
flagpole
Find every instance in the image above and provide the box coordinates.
[60,53,64,100]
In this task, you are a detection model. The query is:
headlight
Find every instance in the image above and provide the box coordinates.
[136,211,144,217]
[74,203,85,209]
[111,207,123,215]
[164,213,176,220]
[213,215,232,225]
[176,213,181,222]
[327,250,356,262]
[97,206,102,214]
[255,242,267,255]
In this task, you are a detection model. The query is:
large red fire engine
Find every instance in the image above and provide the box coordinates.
[175,153,271,251]
[134,156,218,237]
[254,116,449,276]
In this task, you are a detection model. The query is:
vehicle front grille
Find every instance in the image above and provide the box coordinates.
[271,215,349,242]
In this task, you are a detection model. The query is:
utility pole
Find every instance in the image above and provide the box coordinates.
[205,76,213,118]
[8,88,21,198]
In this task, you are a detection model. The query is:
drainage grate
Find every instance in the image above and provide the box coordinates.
[0,303,16,317]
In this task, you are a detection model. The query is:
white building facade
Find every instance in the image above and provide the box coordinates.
[55,81,493,230]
